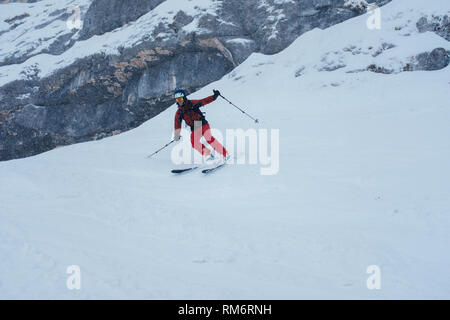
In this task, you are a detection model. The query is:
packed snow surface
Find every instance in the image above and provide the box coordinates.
[0,0,449,299]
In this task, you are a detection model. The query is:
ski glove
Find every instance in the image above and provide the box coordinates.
[213,90,220,100]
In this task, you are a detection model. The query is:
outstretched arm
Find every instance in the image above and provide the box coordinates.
[191,90,221,107]
[191,95,215,107]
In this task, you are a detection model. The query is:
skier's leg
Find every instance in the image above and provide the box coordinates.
[202,123,228,157]
[191,124,211,156]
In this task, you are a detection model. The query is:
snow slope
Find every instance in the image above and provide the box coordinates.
[1,0,449,299]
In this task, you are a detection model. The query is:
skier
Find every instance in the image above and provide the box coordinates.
[173,89,229,163]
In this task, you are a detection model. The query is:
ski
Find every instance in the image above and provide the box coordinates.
[202,163,226,174]
[171,167,198,174]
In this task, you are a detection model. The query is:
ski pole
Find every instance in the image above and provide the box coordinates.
[219,94,259,124]
[147,140,175,158]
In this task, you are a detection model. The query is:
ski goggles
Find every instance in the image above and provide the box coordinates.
[175,97,184,103]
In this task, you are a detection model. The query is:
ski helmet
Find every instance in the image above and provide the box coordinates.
[174,89,187,99]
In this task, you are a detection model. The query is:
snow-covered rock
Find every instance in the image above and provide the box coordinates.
[78,0,165,40]
[417,14,450,41]
[0,0,92,67]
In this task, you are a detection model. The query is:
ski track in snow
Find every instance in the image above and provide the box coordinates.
[0,0,450,299]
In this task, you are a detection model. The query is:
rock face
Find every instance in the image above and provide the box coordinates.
[0,0,392,161]
[415,48,450,71]
[0,0,92,68]
[404,48,450,72]
[417,15,450,41]
[79,0,166,40]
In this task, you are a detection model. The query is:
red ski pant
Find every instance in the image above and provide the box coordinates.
[191,123,227,157]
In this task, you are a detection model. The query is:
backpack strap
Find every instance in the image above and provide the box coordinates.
[177,100,208,131]
[190,101,207,123]
[186,101,207,129]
